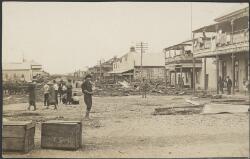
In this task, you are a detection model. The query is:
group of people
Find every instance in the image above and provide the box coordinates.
[43,80,59,110]
[27,75,94,119]
[218,76,249,95]
[43,79,75,108]
[218,76,232,95]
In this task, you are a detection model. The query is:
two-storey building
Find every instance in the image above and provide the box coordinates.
[110,47,165,82]
[163,40,202,88]
[88,56,118,81]
[192,6,249,94]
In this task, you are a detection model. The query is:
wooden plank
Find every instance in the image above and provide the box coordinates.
[2,121,36,152]
[3,125,26,138]
[201,103,249,114]
[42,123,78,137]
[44,120,81,124]
[41,121,82,150]
[3,121,35,129]
[25,127,35,152]
[2,138,25,151]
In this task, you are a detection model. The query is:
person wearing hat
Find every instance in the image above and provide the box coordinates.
[81,74,93,119]
[47,81,57,110]
[27,80,37,111]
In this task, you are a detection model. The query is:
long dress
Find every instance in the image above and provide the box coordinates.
[48,86,56,105]
[28,83,36,106]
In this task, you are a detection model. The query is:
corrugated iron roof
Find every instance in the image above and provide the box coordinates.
[215,4,249,22]
[3,60,42,70]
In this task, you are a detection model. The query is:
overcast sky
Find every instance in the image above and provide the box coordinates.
[2,2,248,74]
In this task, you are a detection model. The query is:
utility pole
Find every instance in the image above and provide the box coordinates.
[190,2,196,96]
[99,59,102,82]
[136,42,148,80]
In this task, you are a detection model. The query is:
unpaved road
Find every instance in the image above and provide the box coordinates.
[2,95,249,158]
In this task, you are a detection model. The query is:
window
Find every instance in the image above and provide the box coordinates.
[5,74,8,80]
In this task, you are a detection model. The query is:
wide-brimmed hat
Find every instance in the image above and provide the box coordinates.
[85,74,92,79]
[47,81,53,85]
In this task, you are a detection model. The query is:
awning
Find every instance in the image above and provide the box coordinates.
[164,43,191,52]
[108,69,133,74]
[192,20,231,33]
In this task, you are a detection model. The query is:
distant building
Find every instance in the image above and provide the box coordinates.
[73,66,89,79]
[88,56,118,81]
[192,5,249,93]
[110,47,165,81]
[3,60,43,82]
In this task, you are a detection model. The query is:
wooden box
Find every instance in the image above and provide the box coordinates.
[41,120,82,150]
[2,121,36,153]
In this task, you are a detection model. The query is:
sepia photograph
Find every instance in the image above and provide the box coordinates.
[2,1,249,158]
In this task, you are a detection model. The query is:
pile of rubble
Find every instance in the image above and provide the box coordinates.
[93,80,194,97]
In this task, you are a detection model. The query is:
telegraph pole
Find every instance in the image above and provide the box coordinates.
[136,42,148,80]
[99,59,102,82]
[190,2,196,96]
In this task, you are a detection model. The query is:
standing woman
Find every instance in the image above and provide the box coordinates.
[28,80,37,111]
[218,76,224,94]
[66,79,73,105]
[48,81,57,110]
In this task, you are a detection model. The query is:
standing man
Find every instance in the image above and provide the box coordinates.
[218,76,224,94]
[53,80,59,105]
[58,79,63,103]
[226,76,232,95]
[43,82,50,106]
[28,80,37,111]
[66,79,73,105]
[243,79,249,96]
[81,74,93,119]
[178,75,184,91]
[141,78,149,98]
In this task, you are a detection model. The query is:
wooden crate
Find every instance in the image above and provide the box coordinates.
[41,120,82,150]
[2,121,36,153]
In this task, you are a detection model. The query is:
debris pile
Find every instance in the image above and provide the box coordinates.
[93,79,194,97]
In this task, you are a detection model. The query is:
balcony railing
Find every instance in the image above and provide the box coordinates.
[193,29,249,56]
[165,54,202,66]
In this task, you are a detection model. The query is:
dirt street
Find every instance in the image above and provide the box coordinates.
[2,95,249,158]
